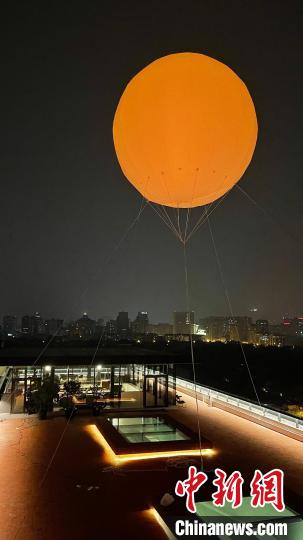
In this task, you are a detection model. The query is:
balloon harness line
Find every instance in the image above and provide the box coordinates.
[150,180,302,465]
[146,192,229,245]
[206,214,262,408]
[183,240,204,472]
[149,187,266,473]
[145,190,253,474]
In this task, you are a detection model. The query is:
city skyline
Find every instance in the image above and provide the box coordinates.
[2,307,303,327]
[2,308,303,349]
[1,3,303,324]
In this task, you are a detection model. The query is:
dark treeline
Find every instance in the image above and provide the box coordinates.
[0,338,302,408]
[169,342,303,409]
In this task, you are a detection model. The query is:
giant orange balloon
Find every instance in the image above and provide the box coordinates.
[113,52,257,208]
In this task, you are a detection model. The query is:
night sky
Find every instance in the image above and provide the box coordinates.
[1,1,303,324]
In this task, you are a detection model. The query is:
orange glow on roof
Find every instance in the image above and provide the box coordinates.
[85,424,214,464]
[85,424,117,463]
[117,448,214,463]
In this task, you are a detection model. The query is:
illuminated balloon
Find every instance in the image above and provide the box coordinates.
[113,52,257,208]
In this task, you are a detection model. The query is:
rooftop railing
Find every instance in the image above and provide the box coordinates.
[176,376,303,434]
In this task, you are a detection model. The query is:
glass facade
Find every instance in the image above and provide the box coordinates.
[8,363,176,413]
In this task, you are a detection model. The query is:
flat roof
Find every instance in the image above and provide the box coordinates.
[0,343,178,366]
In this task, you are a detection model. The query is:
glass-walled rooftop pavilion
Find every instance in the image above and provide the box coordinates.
[2,362,176,414]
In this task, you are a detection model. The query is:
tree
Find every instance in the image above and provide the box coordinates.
[63,380,81,395]
[31,377,59,420]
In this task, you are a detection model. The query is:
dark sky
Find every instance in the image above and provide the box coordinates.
[1,1,303,324]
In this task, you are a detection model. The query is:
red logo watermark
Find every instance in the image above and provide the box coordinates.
[175,467,285,514]
[250,469,285,512]
[212,468,244,509]
[175,466,208,513]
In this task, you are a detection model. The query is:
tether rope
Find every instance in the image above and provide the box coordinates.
[161,204,181,238]
[147,201,183,241]
[186,189,232,243]
[31,197,154,511]
[184,207,191,243]
[37,330,106,493]
[79,197,148,305]
[12,198,149,538]
[177,208,182,240]
[206,214,262,408]
[183,242,204,471]
[8,198,148,390]
[237,184,301,247]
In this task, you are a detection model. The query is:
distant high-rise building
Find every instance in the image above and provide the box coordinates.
[236,316,252,342]
[225,316,252,343]
[44,319,63,336]
[21,312,44,335]
[199,316,227,341]
[278,317,303,343]
[132,312,149,335]
[31,312,44,335]
[2,315,17,337]
[199,316,253,343]
[173,311,195,335]
[256,319,269,335]
[22,315,31,334]
[147,322,173,335]
[269,334,285,347]
[105,319,117,338]
[294,317,303,337]
[74,312,96,339]
[116,311,129,338]
[268,323,283,335]
[94,318,104,337]
[281,317,303,338]
[226,318,238,341]
[282,317,293,333]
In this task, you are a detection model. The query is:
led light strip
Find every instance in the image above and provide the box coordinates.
[85,424,214,464]
[146,508,176,540]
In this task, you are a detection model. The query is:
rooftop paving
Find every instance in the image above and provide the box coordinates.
[0,385,302,539]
